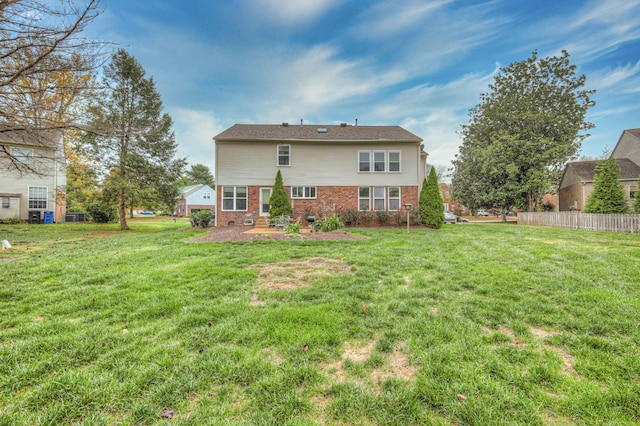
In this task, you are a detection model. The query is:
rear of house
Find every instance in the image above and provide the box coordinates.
[0,131,66,223]
[213,123,426,226]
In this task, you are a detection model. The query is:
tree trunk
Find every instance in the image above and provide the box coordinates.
[526,191,535,212]
[118,188,130,230]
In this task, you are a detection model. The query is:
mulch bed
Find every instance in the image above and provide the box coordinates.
[191,226,366,242]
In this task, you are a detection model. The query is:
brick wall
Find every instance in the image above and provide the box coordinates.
[216,185,419,226]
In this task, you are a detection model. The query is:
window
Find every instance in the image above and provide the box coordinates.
[291,186,316,199]
[202,192,211,200]
[278,144,290,166]
[373,187,385,210]
[358,151,371,172]
[373,151,386,172]
[2,197,9,208]
[358,187,370,210]
[28,186,47,209]
[12,147,33,164]
[222,186,247,211]
[388,151,401,172]
[388,187,401,210]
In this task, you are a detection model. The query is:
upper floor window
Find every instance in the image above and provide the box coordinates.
[222,186,247,211]
[12,147,34,164]
[28,186,47,209]
[278,144,291,166]
[202,192,211,200]
[291,186,316,199]
[358,150,401,173]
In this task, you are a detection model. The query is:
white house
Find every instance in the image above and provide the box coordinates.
[175,184,216,217]
[0,130,66,222]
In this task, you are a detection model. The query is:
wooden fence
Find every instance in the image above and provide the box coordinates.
[518,212,640,234]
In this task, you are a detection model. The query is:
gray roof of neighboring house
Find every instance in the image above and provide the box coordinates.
[625,128,640,138]
[214,124,423,143]
[567,158,640,182]
[179,184,213,198]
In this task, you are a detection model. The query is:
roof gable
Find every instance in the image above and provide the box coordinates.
[566,158,640,183]
[214,124,422,143]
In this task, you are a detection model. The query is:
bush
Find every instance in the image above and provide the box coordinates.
[392,211,405,227]
[86,202,118,223]
[376,210,391,226]
[341,208,360,226]
[285,222,301,235]
[0,216,22,224]
[360,211,375,227]
[419,168,444,229]
[269,170,293,218]
[190,209,213,227]
[321,213,343,232]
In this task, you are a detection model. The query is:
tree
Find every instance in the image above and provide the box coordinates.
[583,158,629,214]
[0,0,103,173]
[268,170,292,218]
[419,167,444,229]
[182,163,215,188]
[452,50,595,213]
[86,50,185,230]
[634,182,640,214]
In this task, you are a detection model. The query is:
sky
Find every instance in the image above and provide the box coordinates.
[88,0,640,177]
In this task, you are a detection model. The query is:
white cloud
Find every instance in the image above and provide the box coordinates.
[170,108,227,174]
[588,60,640,93]
[244,0,345,26]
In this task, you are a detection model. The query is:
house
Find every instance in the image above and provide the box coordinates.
[213,123,426,226]
[175,184,216,217]
[559,128,640,211]
[0,130,66,222]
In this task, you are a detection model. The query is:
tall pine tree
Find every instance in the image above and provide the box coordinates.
[86,50,185,230]
[583,158,629,214]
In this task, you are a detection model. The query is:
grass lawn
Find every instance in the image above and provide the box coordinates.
[0,219,639,425]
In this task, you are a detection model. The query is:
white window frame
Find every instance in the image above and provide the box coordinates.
[373,151,386,172]
[373,186,386,210]
[388,186,401,211]
[221,186,247,211]
[28,186,47,209]
[202,192,211,200]
[291,186,316,199]
[2,197,9,208]
[358,187,370,211]
[12,147,34,164]
[277,144,291,166]
[388,151,401,172]
[358,151,371,172]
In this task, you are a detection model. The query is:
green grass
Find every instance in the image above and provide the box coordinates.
[1,219,639,425]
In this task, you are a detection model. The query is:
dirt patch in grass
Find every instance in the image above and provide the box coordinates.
[250,258,353,305]
[193,226,365,242]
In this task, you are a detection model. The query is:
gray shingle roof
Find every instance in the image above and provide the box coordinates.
[214,124,422,143]
[569,158,640,182]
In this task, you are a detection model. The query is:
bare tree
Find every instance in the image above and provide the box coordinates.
[0,0,103,174]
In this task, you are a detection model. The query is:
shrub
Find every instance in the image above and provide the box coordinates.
[419,168,444,229]
[86,202,118,223]
[376,210,391,226]
[0,216,22,224]
[360,211,375,227]
[321,213,343,232]
[190,209,213,227]
[285,222,301,235]
[341,208,360,226]
[392,211,405,227]
[269,170,293,218]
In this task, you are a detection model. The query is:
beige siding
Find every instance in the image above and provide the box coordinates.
[216,141,422,187]
[612,132,640,165]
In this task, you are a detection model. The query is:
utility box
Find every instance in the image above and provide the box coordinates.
[43,211,54,224]
[28,210,41,224]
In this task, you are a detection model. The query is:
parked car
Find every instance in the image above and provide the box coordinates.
[477,209,489,216]
[444,211,456,224]
[457,216,469,223]
[140,211,155,215]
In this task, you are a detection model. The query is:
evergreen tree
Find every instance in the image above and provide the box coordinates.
[419,167,445,229]
[634,182,640,213]
[86,50,185,230]
[269,170,292,218]
[583,157,629,214]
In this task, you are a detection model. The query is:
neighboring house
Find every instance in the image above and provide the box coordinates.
[0,130,66,222]
[175,184,216,217]
[559,128,640,211]
[213,123,426,226]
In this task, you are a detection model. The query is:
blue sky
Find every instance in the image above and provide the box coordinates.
[89,0,640,176]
